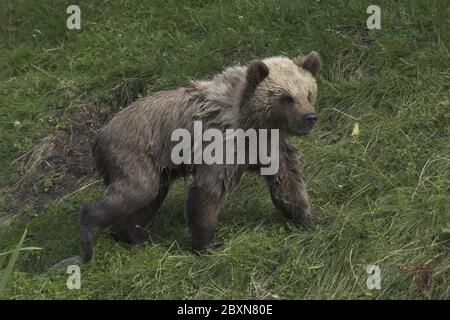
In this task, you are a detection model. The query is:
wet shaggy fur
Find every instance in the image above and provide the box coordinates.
[80,52,322,262]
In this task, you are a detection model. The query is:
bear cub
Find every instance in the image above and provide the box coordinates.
[80,52,321,262]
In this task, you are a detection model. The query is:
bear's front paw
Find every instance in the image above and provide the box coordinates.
[293,208,317,228]
[191,241,223,254]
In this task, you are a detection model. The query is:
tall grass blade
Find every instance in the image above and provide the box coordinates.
[0,229,28,297]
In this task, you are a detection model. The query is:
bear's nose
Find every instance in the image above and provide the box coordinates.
[304,113,317,125]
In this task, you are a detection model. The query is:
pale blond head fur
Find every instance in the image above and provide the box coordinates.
[192,52,321,133]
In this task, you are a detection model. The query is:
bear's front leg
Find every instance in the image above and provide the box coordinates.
[186,166,240,252]
[266,143,315,227]
[186,183,227,252]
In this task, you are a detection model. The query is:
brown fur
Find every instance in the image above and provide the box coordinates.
[79,52,321,262]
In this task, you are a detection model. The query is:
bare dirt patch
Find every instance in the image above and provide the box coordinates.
[9,101,118,214]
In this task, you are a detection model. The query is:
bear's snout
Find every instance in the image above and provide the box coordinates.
[303,113,318,127]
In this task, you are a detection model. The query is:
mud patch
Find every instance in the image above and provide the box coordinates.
[397,238,450,298]
[10,101,118,214]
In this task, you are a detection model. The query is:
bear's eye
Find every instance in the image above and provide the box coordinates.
[308,91,313,102]
[280,95,294,104]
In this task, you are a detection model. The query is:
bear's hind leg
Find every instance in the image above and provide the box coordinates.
[109,205,152,245]
[80,162,161,262]
[109,178,171,245]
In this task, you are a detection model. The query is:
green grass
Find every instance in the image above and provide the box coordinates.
[0,0,449,299]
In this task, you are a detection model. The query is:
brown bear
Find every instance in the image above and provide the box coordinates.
[80,52,321,262]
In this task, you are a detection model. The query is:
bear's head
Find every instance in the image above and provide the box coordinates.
[240,52,321,136]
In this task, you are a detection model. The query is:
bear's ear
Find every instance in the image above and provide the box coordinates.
[246,60,269,87]
[294,51,321,77]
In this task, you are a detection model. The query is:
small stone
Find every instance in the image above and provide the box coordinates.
[48,255,81,272]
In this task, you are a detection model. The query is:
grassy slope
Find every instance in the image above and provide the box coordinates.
[0,0,449,299]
